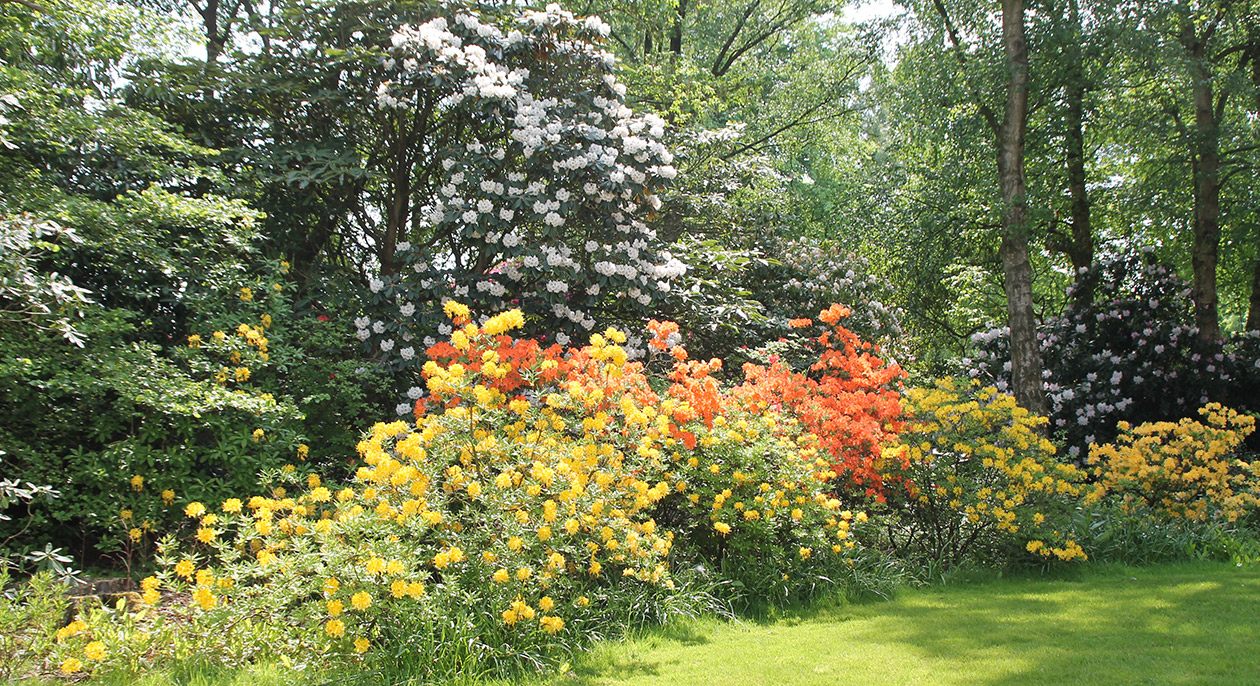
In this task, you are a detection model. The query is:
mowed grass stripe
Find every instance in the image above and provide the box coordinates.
[531,562,1260,686]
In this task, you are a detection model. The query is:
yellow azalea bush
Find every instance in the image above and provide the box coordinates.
[34,305,890,679]
[875,379,1089,570]
[652,402,873,604]
[134,307,693,674]
[1087,404,1258,522]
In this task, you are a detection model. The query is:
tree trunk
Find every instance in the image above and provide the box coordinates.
[1247,254,1260,332]
[1183,19,1222,343]
[197,0,225,65]
[382,120,410,277]
[1248,39,1260,332]
[670,0,687,55]
[1064,0,1093,304]
[998,0,1046,416]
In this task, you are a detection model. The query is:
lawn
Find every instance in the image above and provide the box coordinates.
[513,561,1260,686]
[56,561,1260,686]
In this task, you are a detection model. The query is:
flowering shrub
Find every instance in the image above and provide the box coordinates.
[1087,404,1258,523]
[876,379,1089,569]
[743,237,905,358]
[28,304,894,679]
[967,251,1259,461]
[658,235,906,366]
[649,407,872,603]
[645,328,874,602]
[359,3,687,388]
[732,304,904,497]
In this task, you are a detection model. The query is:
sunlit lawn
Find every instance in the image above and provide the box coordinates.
[512,561,1260,686]
[57,561,1260,686]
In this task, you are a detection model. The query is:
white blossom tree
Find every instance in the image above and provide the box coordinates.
[356,3,688,400]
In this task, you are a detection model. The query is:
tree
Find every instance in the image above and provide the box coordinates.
[351,4,686,390]
[913,0,1044,414]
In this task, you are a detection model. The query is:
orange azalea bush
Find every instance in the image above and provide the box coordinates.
[643,322,876,602]
[732,304,905,498]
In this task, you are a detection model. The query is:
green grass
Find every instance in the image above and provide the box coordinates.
[504,561,1260,686]
[23,561,1260,685]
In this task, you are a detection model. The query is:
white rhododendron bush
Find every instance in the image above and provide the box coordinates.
[358,3,687,411]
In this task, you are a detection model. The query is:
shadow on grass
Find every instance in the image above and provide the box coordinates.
[552,561,1260,686]
[876,563,1260,685]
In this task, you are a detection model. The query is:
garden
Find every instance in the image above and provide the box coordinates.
[3,0,1260,684]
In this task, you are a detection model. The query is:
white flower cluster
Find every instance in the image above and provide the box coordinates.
[362,2,687,380]
[965,252,1257,462]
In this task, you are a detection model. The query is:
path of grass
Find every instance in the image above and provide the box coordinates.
[514,561,1260,686]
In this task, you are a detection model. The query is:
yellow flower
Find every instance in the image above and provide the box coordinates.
[714,521,731,535]
[196,527,217,543]
[188,334,202,348]
[161,489,176,505]
[60,657,83,674]
[444,300,471,321]
[185,502,206,518]
[493,568,510,584]
[539,596,555,611]
[192,586,216,610]
[390,579,408,598]
[174,559,196,578]
[222,498,243,514]
[325,619,345,637]
[354,637,370,654]
[297,444,309,461]
[240,287,253,302]
[351,591,371,611]
[540,615,565,634]
[327,599,343,617]
[84,641,106,661]
[130,475,144,491]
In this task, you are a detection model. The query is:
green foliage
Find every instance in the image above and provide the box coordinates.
[0,570,67,681]
[0,308,305,563]
[1072,500,1260,567]
[0,215,92,345]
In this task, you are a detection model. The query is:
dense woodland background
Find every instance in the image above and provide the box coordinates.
[2,0,1259,572]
